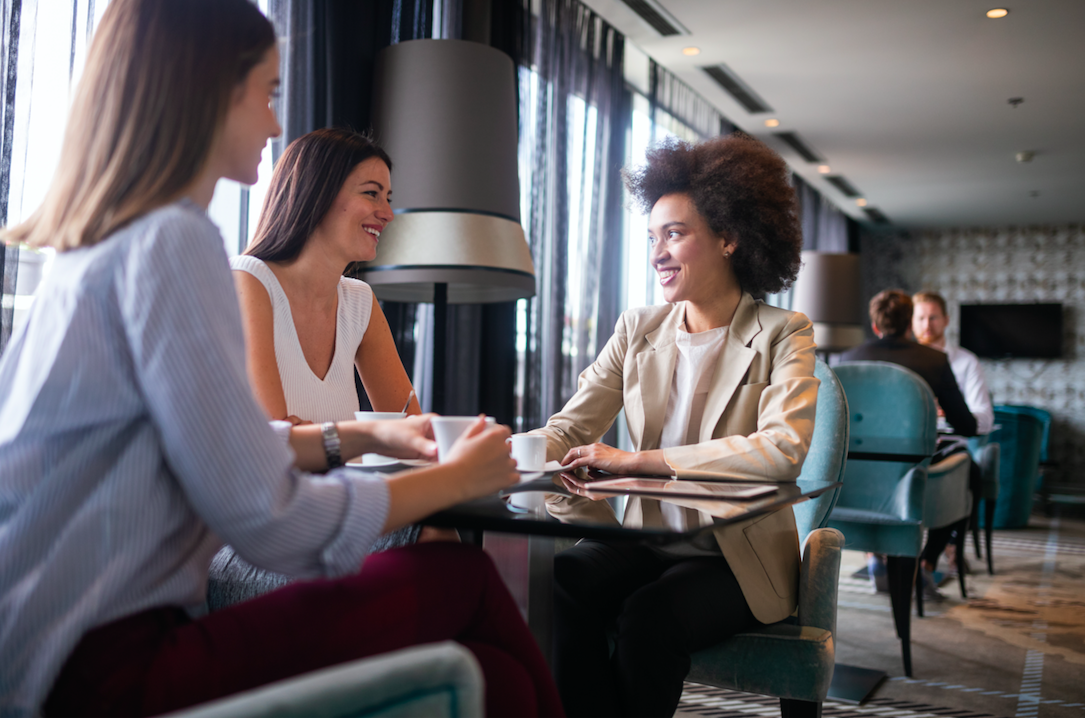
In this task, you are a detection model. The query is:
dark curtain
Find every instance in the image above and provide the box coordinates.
[648,58,733,140]
[0,0,20,357]
[795,173,849,253]
[519,0,628,433]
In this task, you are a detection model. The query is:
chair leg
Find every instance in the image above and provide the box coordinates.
[886,556,915,677]
[914,563,924,618]
[954,519,968,599]
[971,497,982,559]
[985,499,996,575]
[780,698,822,718]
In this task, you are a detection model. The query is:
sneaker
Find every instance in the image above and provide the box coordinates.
[868,555,889,593]
[921,567,947,602]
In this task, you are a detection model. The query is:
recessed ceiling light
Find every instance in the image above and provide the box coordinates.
[817,165,831,174]
[682,46,701,56]
[986,8,1009,18]
[764,118,780,128]
[856,198,868,207]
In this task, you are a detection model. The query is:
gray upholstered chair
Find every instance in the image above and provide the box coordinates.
[687,359,848,718]
[917,452,972,613]
[161,642,483,718]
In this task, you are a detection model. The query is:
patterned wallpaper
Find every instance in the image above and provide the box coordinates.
[859,224,1085,491]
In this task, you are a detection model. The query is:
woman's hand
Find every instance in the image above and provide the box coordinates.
[444,417,519,498]
[362,414,438,461]
[560,444,671,476]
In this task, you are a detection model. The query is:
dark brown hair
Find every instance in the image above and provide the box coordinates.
[4,0,275,251]
[623,133,803,295]
[245,128,392,263]
[869,289,914,337]
[912,291,947,317]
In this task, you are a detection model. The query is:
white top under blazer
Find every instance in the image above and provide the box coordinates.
[230,255,373,423]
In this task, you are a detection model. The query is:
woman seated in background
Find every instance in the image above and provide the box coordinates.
[535,134,819,718]
[234,127,418,428]
[209,129,452,609]
[0,1,561,716]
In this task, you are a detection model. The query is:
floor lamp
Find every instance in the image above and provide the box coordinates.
[791,251,865,358]
[356,39,536,415]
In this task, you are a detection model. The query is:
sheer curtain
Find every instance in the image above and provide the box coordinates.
[1,0,110,356]
[518,0,627,431]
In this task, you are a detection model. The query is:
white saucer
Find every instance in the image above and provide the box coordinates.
[346,458,431,469]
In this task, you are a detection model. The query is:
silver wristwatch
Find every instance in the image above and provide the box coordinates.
[321,422,342,469]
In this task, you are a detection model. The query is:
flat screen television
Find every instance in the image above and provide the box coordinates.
[958,303,1063,359]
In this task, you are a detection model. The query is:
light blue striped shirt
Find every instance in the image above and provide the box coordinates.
[0,201,390,717]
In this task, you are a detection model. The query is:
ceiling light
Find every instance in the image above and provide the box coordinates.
[986,8,1009,18]
[764,118,780,128]
[855,198,868,207]
[817,165,831,174]
[682,46,700,56]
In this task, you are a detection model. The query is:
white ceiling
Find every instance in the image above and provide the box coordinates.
[579,0,1085,229]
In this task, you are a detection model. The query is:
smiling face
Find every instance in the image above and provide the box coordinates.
[311,157,394,264]
[913,300,948,346]
[648,193,736,306]
[212,47,282,185]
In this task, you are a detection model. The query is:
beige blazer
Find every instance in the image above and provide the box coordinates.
[537,293,819,624]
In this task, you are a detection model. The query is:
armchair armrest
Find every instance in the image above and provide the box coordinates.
[889,465,928,524]
[160,642,484,718]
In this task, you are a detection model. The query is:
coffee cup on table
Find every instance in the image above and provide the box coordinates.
[431,416,497,463]
[352,411,406,465]
[509,433,546,473]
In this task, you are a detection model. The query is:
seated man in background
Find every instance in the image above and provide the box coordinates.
[912,291,994,435]
[913,290,994,574]
[840,289,978,599]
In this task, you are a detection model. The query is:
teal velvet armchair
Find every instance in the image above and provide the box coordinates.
[990,405,1046,528]
[161,642,484,718]
[828,361,936,677]
[688,360,848,718]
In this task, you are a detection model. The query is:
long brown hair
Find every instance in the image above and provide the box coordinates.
[246,128,392,263]
[2,0,275,251]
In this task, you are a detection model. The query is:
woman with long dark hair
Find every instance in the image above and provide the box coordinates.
[0,2,561,716]
[236,128,418,427]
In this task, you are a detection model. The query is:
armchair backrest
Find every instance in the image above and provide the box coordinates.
[995,404,1051,462]
[833,361,938,520]
[793,359,849,546]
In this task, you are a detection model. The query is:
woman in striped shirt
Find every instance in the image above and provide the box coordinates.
[0,1,561,716]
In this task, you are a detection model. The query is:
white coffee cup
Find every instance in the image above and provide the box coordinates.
[509,433,546,473]
[353,411,406,465]
[431,416,497,462]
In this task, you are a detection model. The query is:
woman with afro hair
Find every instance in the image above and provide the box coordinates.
[533,133,820,717]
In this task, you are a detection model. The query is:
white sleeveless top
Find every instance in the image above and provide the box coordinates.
[230,255,373,423]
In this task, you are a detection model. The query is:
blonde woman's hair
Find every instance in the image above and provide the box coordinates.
[2,0,275,251]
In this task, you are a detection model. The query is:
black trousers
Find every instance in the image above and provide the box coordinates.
[921,440,983,567]
[553,540,760,718]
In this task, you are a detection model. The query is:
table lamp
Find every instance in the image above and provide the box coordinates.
[790,251,864,353]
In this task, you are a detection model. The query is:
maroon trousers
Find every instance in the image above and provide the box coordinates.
[44,542,564,718]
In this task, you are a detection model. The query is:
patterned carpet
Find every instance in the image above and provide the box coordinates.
[678,684,1005,718]
[676,511,1085,718]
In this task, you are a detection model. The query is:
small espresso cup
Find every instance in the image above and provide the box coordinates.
[509,433,546,473]
[353,411,406,465]
[431,415,497,463]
